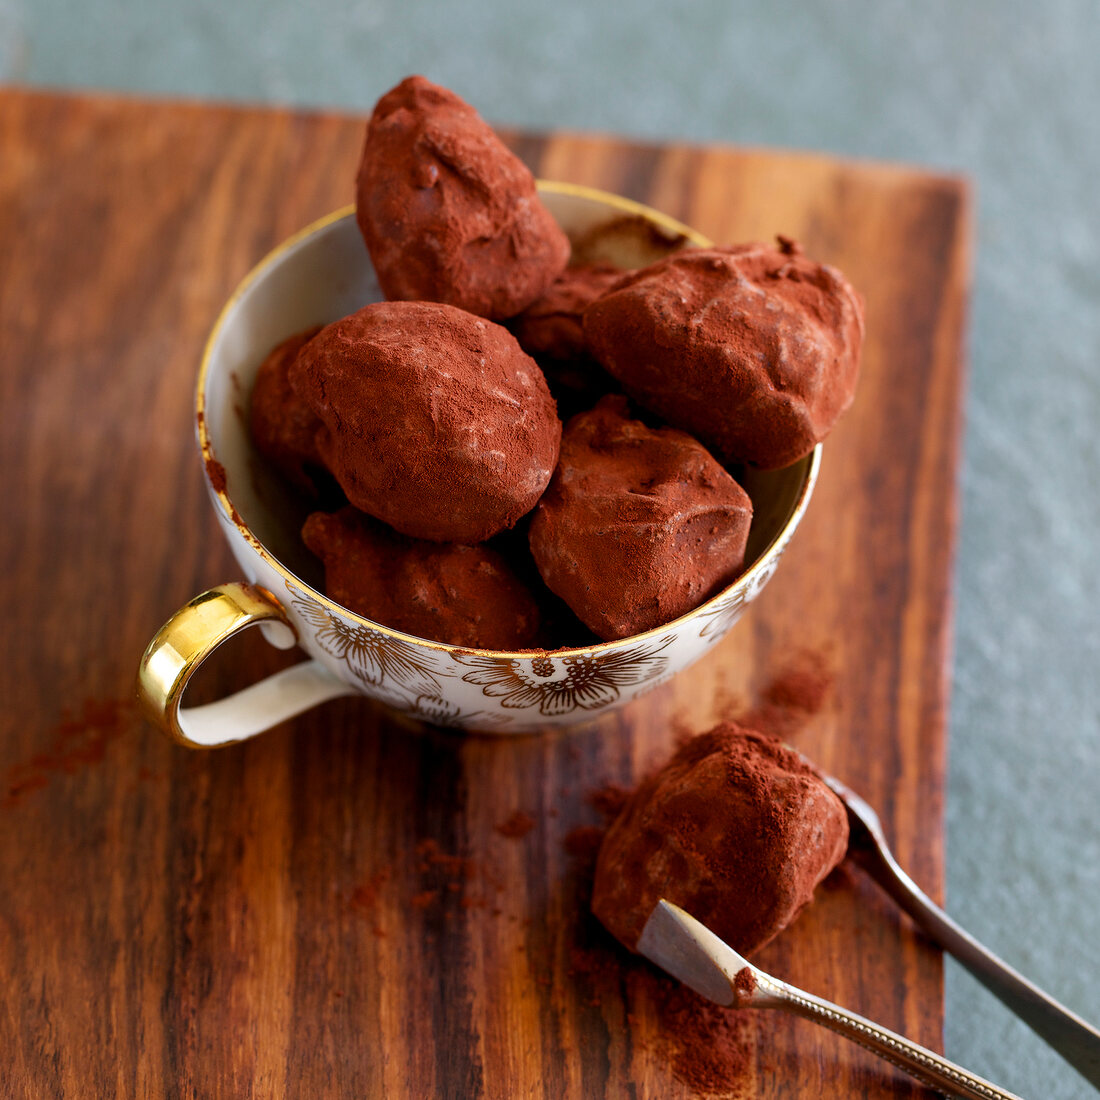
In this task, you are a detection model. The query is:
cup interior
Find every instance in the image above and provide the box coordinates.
[199,186,816,655]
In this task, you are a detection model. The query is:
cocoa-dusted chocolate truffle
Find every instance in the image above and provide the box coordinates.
[592,723,849,957]
[512,262,624,414]
[528,396,753,641]
[303,507,542,650]
[584,239,864,469]
[290,300,561,544]
[356,75,570,320]
[512,262,623,362]
[249,327,324,491]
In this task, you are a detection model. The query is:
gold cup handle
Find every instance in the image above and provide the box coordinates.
[136,582,357,748]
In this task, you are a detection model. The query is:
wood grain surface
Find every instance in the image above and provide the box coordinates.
[0,88,970,1098]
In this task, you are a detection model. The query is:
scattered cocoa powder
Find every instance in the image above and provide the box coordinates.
[734,967,757,1001]
[495,810,536,839]
[729,701,803,742]
[565,944,614,1008]
[347,869,391,938]
[657,981,754,1096]
[3,698,137,809]
[348,869,390,915]
[736,648,834,741]
[762,648,833,714]
[562,933,754,1095]
[415,837,480,881]
[566,944,608,981]
[347,837,512,931]
[203,455,247,527]
[339,646,836,1093]
[204,456,227,493]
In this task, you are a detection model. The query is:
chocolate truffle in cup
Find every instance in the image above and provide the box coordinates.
[302,507,543,650]
[584,239,864,469]
[511,262,625,414]
[290,300,561,544]
[528,396,753,641]
[592,723,849,957]
[249,326,325,492]
[511,262,624,363]
[356,75,571,320]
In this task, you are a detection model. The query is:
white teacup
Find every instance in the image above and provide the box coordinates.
[137,183,820,747]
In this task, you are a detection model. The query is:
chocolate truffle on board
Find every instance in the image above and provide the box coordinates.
[249,326,324,491]
[302,508,542,650]
[528,396,753,641]
[290,300,561,544]
[356,75,570,320]
[592,723,849,957]
[584,238,865,469]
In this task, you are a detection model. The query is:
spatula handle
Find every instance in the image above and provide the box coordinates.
[752,975,1023,1100]
[834,778,1100,1089]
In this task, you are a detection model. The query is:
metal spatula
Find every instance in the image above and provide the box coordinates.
[823,773,1100,1090]
[639,899,1024,1100]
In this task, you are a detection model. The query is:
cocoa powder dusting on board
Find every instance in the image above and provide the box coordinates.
[341,647,832,1093]
[416,837,484,882]
[348,869,390,914]
[3,698,137,809]
[736,647,834,740]
[657,983,753,1096]
[347,868,391,937]
[347,837,508,933]
[575,927,756,1092]
[763,648,833,713]
[563,933,754,1094]
[495,810,535,839]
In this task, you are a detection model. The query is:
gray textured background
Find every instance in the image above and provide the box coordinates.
[4,1,1097,1095]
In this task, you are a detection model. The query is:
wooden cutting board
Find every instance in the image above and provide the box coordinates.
[0,88,969,1098]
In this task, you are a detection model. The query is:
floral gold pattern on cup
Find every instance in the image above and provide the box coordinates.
[457,636,674,716]
[286,582,441,693]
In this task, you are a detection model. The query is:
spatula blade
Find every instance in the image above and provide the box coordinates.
[636,899,752,1007]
